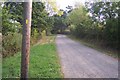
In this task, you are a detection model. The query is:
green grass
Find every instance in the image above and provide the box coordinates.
[2,35,63,78]
[68,35,118,59]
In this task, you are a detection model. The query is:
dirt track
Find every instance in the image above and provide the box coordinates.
[56,34,118,78]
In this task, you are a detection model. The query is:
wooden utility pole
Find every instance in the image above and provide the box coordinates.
[21,0,32,79]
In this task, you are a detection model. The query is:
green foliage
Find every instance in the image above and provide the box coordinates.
[4,2,23,24]
[3,36,63,78]
[67,2,119,49]
[2,2,56,58]
[2,4,22,35]
[31,28,40,45]
[66,5,94,37]
[103,18,118,46]
[2,3,22,58]
[52,13,67,34]
[2,33,22,58]
[32,2,46,29]
[85,2,119,47]
[4,2,54,36]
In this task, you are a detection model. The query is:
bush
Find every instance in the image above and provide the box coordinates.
[31,29,40,45]
[2,32,22,58]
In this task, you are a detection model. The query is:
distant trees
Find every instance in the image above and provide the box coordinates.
[66,2,119,49]
[66,5,93,37]
[2,1,119,57]
[51,10,67,34]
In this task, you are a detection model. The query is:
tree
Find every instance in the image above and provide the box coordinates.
[85,2,119,47]
[4,2,51,36]
[21,1,32,79]
[52,13,67,34]
[66,5,93,37]
[2,4,22,35]
[66,2,119,49]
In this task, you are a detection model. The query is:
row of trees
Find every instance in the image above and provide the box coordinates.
[2,2,65,58]
[2,1,119,57]
[65,2,119,50]
[2,2,53,36]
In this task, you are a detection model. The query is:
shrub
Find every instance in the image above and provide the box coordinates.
[31,28,40,45]
[2,32,22,58]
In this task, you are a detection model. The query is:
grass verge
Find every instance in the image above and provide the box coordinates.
[68,35,118,59]
[2,35,63,78]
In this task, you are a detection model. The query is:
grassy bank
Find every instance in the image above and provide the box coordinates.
[3,35,63,78]
[68,35,118,59]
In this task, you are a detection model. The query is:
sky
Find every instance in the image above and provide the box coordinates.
[56,0,86,10]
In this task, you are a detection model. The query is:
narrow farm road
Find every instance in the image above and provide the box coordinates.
[56,34,118,78]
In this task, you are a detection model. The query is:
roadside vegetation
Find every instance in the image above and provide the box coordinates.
[3,35,63,78]
[1,2,66,58]
[68,35,118,58]
[65,2,119,58]
[1,1,64,78]
[1,1,119,78]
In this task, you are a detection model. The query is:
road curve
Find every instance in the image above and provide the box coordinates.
[56,34,118,78]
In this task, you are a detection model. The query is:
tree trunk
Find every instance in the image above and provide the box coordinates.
[21,1,32,79]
